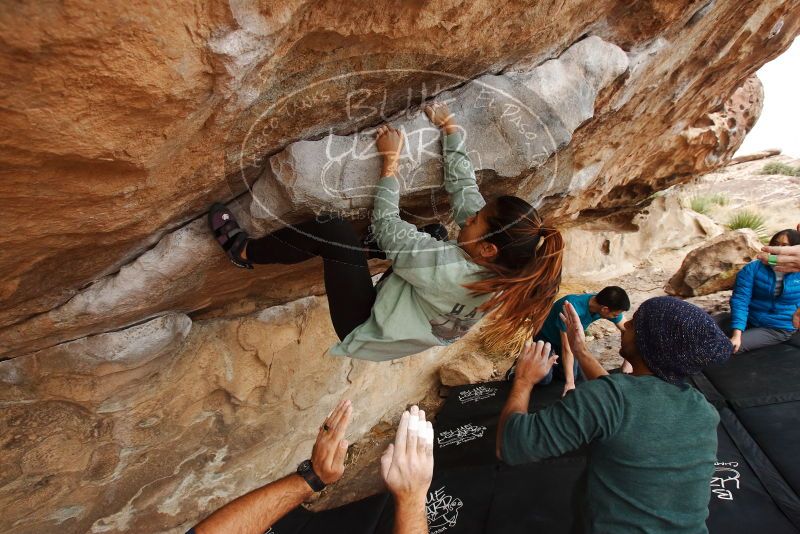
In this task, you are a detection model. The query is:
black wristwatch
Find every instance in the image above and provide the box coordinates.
[296,459,326,492]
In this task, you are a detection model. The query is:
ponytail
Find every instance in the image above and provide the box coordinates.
[464,196,564,351]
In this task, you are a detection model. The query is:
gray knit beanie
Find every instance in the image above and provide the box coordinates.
[634,296,732,384]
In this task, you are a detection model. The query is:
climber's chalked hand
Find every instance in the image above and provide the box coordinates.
[376,125,404,177]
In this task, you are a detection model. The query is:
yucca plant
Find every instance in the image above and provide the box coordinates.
[727,210,767,238]
[709,193,729,206]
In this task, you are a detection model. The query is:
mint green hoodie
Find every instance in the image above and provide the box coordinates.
[329,132,491,361]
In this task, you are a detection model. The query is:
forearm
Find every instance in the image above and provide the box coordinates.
[496,380,532,459]
[194,474,312,534]
[393,494,429,534]
[572,345,608,380]
[440,127,485,227]
[442,117,459,135]
[382,159,399,177]
[562,349,575,383]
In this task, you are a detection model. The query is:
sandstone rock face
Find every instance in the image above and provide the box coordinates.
[439,352,495,387]
[665,229,764,297]
[0,297,467,533]
[252,37,629,219]
[1,1,796,361]
[562,195,723,280]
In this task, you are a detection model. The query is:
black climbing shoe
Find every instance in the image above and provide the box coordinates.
[208,203,253,269]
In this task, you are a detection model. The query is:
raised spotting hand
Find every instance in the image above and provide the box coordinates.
[312,398,353,485]
[381,405,434,534]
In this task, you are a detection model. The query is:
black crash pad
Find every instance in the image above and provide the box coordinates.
[272,344,800,534]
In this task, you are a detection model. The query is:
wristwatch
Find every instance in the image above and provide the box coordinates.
[296,459,326,492]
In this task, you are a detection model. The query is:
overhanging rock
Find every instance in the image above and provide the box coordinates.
[251,37,629,220]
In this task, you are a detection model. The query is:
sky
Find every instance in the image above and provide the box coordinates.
[736,37,800,158]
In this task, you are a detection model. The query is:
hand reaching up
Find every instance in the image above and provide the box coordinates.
[376,125,404,177]
[380,405,434,503]
[424,102,454,127]
[559,301,588,355]
[424,102,459,134]
[311,399,352,485]
[513,339,557,388]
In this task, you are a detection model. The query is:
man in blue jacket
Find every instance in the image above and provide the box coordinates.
[715,229,800,353]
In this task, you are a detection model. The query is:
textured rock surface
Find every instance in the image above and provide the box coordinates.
[439,352,495,386]
[252,37,629,219]
[2,1,797,360]
[562,195,723,280]
[665,229,763,297]
[0,297,465,533]
[0,35,629,359]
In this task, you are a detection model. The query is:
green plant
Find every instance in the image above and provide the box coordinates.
[727,210,767,237]
[709,193,729,206]
[689,193,729,214]
[761,162,800,177]
[689,195,711,214]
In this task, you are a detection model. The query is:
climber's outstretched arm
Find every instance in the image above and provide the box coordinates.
[191,399,352,534]
[372,125,464,289]
[424,102,486,228]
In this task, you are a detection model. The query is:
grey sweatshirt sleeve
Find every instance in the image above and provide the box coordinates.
[443,131,486,228]
[371,176,466,289]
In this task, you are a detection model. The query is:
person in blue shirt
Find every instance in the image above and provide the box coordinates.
[508,286,630,396]
[715,229,800,353]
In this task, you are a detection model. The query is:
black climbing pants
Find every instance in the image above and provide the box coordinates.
[247,217,376,341]
[246,217,447,342]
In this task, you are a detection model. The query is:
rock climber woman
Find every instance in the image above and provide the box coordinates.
[209,102,564,361]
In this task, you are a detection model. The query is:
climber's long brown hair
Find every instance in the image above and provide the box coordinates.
[465,195,564,345]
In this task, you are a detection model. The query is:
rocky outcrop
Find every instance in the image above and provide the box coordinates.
[0,296,471,533]
[252,37,628,219]
[562,195,723,280]
[439,352,495,386]
[0,36,629,359]
[2,1,796,361]
[665,229,763,297]
[730,149,782,165]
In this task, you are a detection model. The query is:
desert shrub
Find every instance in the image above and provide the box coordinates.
[761,162,800,176]
[689,193,729,214]
[727,210,767,238]
[709,193,729,206]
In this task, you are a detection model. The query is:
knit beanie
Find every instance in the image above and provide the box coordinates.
[634,296,732,384]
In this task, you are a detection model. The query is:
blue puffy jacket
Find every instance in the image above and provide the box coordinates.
[730,260,800,331]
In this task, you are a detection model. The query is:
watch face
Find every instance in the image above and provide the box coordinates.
[298,459,312,473]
